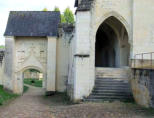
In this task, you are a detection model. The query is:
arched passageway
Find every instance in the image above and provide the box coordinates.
[23,68,44,88]
[20,66,45,93]
[95,16,130,68]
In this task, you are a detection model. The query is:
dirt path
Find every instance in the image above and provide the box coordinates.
[0,85,52,118]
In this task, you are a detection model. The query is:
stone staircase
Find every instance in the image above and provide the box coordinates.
[85,68,133,102]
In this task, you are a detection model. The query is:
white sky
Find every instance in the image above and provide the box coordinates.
[0,0,76,45]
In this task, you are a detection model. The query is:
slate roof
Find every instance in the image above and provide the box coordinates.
[75,0,94,11]
[4,11,60,37]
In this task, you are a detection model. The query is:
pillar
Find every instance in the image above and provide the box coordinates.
[46,36,57,94]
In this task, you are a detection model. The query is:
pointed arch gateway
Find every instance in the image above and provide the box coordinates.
[95,16,130,68]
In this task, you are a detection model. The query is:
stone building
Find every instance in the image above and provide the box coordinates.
[2,0,154,108]
[3,11,74,94]
[73,0,154,107]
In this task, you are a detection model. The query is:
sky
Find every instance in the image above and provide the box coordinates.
[0,0,76,45]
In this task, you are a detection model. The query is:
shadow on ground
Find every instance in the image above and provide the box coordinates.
[45,93,154,118]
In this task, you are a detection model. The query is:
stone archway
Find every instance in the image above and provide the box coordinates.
[23,67,45,87]
[95,16,130,68]
[14,66,46,94]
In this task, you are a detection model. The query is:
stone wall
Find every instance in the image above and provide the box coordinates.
[4,36,15,91]
[56,34,69,92]
[133,0,154,56]
[131,69,154,108]
[56,24,74,92]
[67,34,75,99]
[4,36,48,94]
[73,11,92,100]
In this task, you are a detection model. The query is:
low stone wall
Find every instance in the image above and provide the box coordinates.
[131,69,154,108]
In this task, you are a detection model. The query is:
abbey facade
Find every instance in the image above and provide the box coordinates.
[1,0,154,108]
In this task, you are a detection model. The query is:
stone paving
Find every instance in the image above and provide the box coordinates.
[0,85,52,118]
[0,85,154,118]
[50,102,154,118]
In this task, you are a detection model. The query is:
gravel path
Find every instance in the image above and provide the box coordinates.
[0,85,154,118]
[0,85,52,118]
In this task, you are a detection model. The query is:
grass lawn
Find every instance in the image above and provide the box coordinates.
[24,78,42,87]
[0,85,18,105]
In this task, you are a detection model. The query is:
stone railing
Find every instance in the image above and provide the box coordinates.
[131,52,154,69]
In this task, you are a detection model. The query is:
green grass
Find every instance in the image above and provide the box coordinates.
[0,85,18,105]
[24,78,42,87]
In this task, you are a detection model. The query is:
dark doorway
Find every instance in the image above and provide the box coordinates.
[95,16,130,68]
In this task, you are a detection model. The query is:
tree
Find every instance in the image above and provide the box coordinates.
[61,14,66,23]
[63,7,74,24]
[53,7,64,23]
[42,8,48,11]
[53,6,75,23]
[54,6,60,12]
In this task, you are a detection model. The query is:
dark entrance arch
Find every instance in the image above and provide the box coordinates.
[95,16,130,68]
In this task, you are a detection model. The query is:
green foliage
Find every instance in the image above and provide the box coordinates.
[61,14,66,23]
[0,85,18,105]
[0,45,5,49]
[54,6,60,12]
[53,6,74,23]
[63,7,74,24]
[24,78,42,87]
[42,8,48,11]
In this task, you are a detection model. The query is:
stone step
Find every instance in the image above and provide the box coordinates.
[95,82,129,86]
[85,75,133,102]
[87,95,133,100]
[85,97,133,102]
[93,91,131,94]
[93,86,131,89]
[92,89,131,93]
[95,79,128,82]
[95,67,131,79]
[95,78,129,82]
[90,93,132,96]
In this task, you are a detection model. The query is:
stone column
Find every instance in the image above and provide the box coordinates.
[46,36,57,94]
[4,36,15,92]
[13,72,23,94]
[73,11,93,100]
[42,72,46,89]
